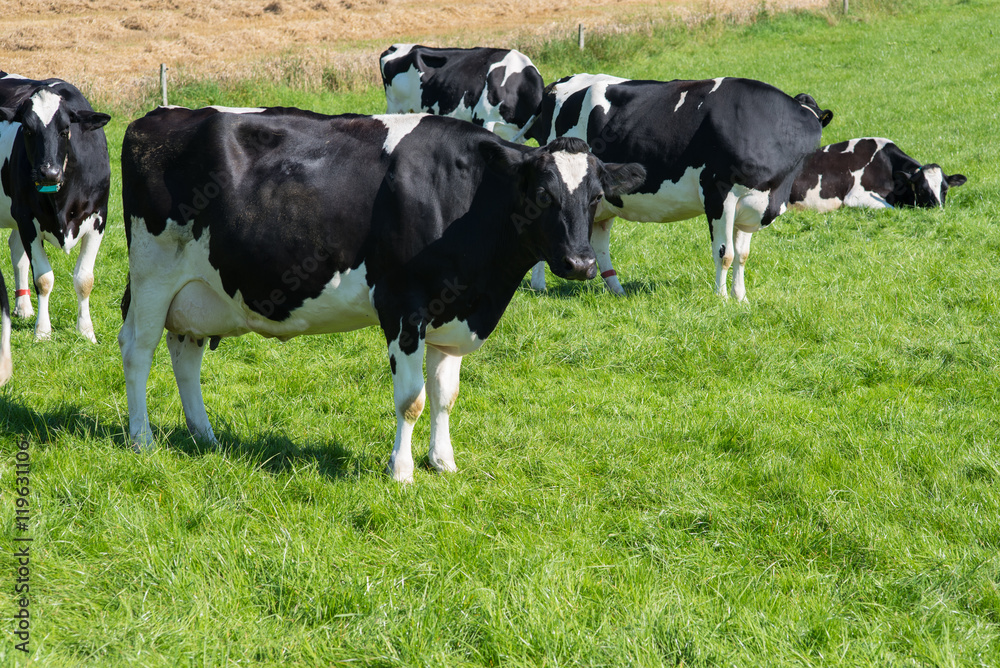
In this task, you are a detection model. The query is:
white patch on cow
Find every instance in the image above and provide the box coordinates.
[374,114,427,154]
[426,317,483,357]
[61,212,101,253]
[384,64,426,114]
[922,166,945,206]
[709,77,725,94]
[208,106,265,114]
[673,91,687,112]
[129,217,379,342]
[843,188,892,209]
[1,72,28,80]
[598,165,704,223]
[553,151,589,194]
[545,73,627,143]
[380,43,417,69]
[842,137,891,154]
[30,89,62,127]
[793,175,844,213]
[490,50,534,87]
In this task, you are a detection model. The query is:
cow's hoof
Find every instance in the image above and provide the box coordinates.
[387,459,414,484]
[34,330,52,342]
[13,304,33,319]
[0,356,12,387]
[429,454,458,473]
[80,329,97,344]
[529,277,547,291]
[130,431,157,453]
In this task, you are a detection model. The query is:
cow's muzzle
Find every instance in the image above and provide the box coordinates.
[554,255,598,281]
[35,164,64,193]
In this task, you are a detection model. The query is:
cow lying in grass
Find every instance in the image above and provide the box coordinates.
[789,138,967,211]
[120,106,644,482]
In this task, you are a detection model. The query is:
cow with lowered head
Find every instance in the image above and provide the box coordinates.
[120,107,644,482]
[525,74,833,300]
[789,138,967,211]
[0,71,111,343]
[380,45,544,143]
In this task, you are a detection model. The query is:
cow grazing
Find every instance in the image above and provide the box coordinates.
[0,71,111,342]
[789,138,967,212]
[380,44,544,143]
[120,106,644,482]
[524,74,833,300]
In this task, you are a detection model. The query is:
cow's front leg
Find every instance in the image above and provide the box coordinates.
[529,261,547,291]
[592,218,624,295]
[709,189,738,298]
[26,237,54,340]
[166,332,217,445]
[72,227,103,343]
[426,345,462,474]
[387,331,426,483]
[8,231,33,319]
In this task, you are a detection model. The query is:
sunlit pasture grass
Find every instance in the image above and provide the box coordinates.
[2,1,999,665]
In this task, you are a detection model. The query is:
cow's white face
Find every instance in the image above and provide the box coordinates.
[3,86,111,194]
[909,164,967,208]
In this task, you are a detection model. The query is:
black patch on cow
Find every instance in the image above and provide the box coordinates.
[389,354,397,375]
[209,336,220,351]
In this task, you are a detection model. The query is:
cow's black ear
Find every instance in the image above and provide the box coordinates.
[478,139,522,175]
[947,173,967,188]
[601,162,646,198]
[69,110,111,131]
[819,109,834,127]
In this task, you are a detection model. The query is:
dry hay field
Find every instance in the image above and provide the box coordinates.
[1,0,827,101]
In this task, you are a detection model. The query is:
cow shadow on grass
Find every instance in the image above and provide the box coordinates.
[0,396,372,482]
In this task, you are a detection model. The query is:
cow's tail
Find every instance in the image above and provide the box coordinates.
[0,269,12,387]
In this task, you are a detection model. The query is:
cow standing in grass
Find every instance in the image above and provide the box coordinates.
[525,74,833,300]
[0,71,111,343]
[380,44,544,143]
[120,106,644,482]
[789,138,967,211]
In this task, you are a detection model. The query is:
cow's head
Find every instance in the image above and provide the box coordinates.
[894,164,967,208]
[794,93,834,128]
[0,86,111,194]
[480,136,645,280]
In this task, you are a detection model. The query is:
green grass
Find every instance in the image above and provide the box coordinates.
[3,1,1000,665]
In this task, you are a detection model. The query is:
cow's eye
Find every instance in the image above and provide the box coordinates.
[23,129,34,139]
[591,193,604,205]
[536,188,553,206]
[60,129,70,139]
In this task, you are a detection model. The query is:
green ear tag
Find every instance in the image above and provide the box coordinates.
[36,184,60,193]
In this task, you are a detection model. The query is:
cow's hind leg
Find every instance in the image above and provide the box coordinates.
[426,345,462,474]
[72,228,103,343]
[730,227,753,302]
[0,272,11,386]
[387,333,426,483]
[118,285,171,451]
[8,231,33,319]
[166,332,217,445]
[592,218,624,295]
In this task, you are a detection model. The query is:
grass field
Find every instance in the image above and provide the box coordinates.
[3,0,1000,665]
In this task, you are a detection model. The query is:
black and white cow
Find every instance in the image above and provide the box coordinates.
[120,106,644,482]
[524,74,833,300]
[0,71,111,342]
[789,138,967,211]
[380,45,544,143]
